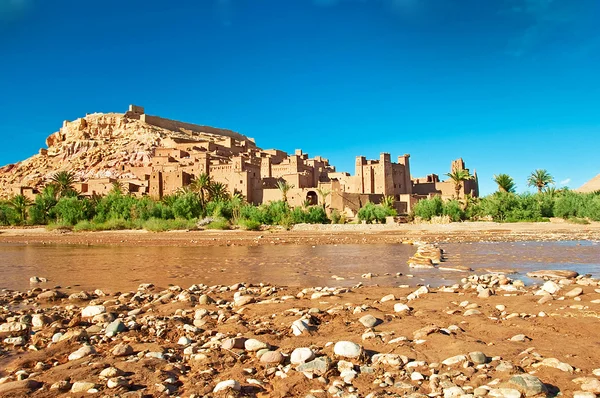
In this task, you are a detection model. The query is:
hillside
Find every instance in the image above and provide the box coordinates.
[577,174,600,193]
[0,106,251,197]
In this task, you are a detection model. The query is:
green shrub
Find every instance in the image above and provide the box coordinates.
[330,209,345,224]
[413,197,443,220]
[238,219,261,231]
[73,218,139,232]
[0,203,18,226]
[53,197,90,225]
[172,192,203,219]
[357,202,396,224]
[205,217,230,230]
[442,200,464,222]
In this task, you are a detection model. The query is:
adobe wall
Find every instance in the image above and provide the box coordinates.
[140,114,249,142]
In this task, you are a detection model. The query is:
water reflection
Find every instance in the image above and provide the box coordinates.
[0,241,598,291]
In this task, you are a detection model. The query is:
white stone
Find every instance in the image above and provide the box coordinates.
[81,305,105,318]
[290,347,315,364]
[394,303,411,313]
[213,379,241,393]
[68,345,96,361]
[541,281,561,294]
[333,341,363,359]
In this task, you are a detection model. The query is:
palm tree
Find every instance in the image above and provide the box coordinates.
[110,180,124,195]
[276,180,294,203]
[50,170,78,198]
[10,194,32,224]
[190,173,212,206]
[380,195,395,209]
[34,184,59,223]
[527,169,555,193]
[209,182,229,202]
[445,169,474,199]
[316,187,331,210]
[493,174,516,193]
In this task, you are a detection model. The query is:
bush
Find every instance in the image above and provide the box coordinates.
[74,218,139,232]
[238,219,261,231]
[413,197,443,221]
[357,202,396,224]
[442,200,464,222]
[172,192,203,219]
[142,218,196,232]
[205,218,230,230]
[330,209,345,224]
[0,203,18,226]
[53,197,90,225]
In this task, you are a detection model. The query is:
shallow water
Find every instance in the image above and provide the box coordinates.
[0,240,598,291]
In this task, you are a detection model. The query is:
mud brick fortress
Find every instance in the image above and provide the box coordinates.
[2,105,479,216]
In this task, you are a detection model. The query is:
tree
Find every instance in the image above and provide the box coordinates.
[380,195,395,210]
[189,173,213,206]
[209,181,229,202]
[493,174,516,193]
[9,194,32,224]
[316,187,331,210]
[276,180,294,203]
[445,169,474,199]
[527,169,555,193]
[50,170,78,198]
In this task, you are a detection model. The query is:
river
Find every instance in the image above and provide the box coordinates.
[0,240,599,291]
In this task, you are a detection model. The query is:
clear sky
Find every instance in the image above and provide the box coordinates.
[1,0,599,195]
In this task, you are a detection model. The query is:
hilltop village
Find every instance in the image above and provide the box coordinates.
[2,105,478,216]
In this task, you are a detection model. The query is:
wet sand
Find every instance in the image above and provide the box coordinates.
[1,220,600,248]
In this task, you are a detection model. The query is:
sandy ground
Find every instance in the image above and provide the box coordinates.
[1,220,600,247]
[0,276,599,397]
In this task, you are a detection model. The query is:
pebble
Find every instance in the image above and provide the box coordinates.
[68,345,96,361]
[565,287,584,297]
[245,338,269,352]
[509,374,548,396]
[259,351,284,364]
[333,341,363,359]
[213,379,241,393]
[71,381,97,393]
[81,305,105,318]
[111,343,134,357]
[358,314,380,328]
[394,303,411,313]
[290,347,315,364]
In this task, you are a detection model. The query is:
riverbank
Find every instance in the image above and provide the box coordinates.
[1,220,600,247]
[1,273,599,397]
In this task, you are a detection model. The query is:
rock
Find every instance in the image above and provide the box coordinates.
[290,347,315,364]
[0,380,43,394]
[372,353,407,367]
[573,392,597,398]
[245,338,269,352]
[100,367,123,378]
[527,270,578,279]
[565,287,583,297]
[213,380,241,393]
[50,380,71,391]
[541,281,561,294]
[394,303,411,313]
[68,345,96,361]
[534,357,574,373]
[442,355,467,366]
[177,336,192,345]
[222,337,247,350]
[0,322,28,337]
[580,378,600,393]
[510,334,531,342]
[199,294,214,305]
[291,318,314,336]
[111,343,134,357]
[381,294,396,302]
[31,314,52,329]
[469,351,488,364]
[259,351,284,364]
[537,295,553,304]
[81,305,105,318]
[333,341,363,359]
[413,325,439,339]
[510,374,548,396]
[29,276,47,283]
[464,309,482,316]
[71,381,97,393]
[107,377,129,389]
[488,388,522,398]
[105,319,126,336]
[444,386,466,397]
[234,295,255,307]
[359,314,380,328]
[297,357,332,375]
[37,290,64,300]
[407,286,430,301]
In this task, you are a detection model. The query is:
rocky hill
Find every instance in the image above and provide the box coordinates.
[0,106,251,198]
[577,174,600,193]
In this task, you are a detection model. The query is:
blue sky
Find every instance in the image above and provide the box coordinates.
[1,0,599,195]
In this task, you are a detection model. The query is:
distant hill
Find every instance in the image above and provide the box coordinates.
[576,174,600,193]
[0,105,252,197]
